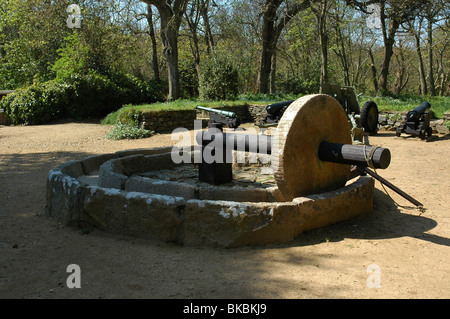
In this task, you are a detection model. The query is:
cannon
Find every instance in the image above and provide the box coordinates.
[258,85,379,143]
[259,100,295,127]
[396,102,432,139]
[197,94,422,207]
[196,106,241,130]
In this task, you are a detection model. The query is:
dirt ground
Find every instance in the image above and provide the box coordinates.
[0,121,449,299]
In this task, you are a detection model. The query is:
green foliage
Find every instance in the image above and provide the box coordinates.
[278,76,320,95]
[179,59,199,99]
[199,55,239,101]
[360,95,450,119]
[102,100,253,125]
[1,72,163,125]
[116,106,143,126]
[236,93,301,102]
[106,122,153,140]
[108,73,164,106]
[0,0,68,88]
[0,81,72,125]
[64,72,121,118]
[51,33,90,81]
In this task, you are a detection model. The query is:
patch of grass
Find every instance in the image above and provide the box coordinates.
[126,99,253,112]
[101,99,271,125]
[102,94,450,126]
[101,111,119,125]
[236,93,302,103]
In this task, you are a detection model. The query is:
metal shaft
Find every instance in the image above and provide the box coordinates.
[363,167,423,207]
[196,105,237,118]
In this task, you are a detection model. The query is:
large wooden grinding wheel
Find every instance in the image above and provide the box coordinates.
[273,94,353,201]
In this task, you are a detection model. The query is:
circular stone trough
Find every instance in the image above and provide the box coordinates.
[46,147,374,248]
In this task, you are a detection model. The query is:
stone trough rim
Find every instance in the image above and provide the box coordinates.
[46,147,375,248]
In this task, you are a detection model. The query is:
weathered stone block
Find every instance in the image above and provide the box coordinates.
[115,147,174,158]
[81,153,117,175]
[436,125,449,135]
[183,200,299,248]
[82,187,184,242]
[46,168,83,226]
[145,153,177,171]
[266,186,285,202]
[119,154,146,176]
[125,176,197,200]
[293,176,374,235]
[59,160,85,178]
[98,160,128,190]
[198,185,269,202]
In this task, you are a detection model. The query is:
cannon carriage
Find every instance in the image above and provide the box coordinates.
[396,102,433,139]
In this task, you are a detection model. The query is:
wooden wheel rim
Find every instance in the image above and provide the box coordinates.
[272,94,352,200]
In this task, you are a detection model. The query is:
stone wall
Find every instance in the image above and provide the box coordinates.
[46,148,375,248]
[141,110,198,132]
[140,104,267,133]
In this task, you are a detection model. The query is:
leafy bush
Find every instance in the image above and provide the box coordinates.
[199,55,239,101]
[51,33,90,81]
[0,81,72,125]
[1,72,163,125]
[106,122,152,140]
[108,73,164,105]
[179,60,199,99]
[63,72,121,118]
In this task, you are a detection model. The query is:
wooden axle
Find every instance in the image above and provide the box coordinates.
[196,131,391,169]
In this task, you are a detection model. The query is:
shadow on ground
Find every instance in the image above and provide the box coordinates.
[1,150,448,299]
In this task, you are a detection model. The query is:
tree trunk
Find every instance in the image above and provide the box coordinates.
[185,1,201,77]
[319,26,328,92]
[200,0,215,54]
[333,24,350,86]
[270,50,277,93]
[257,1,279,94]
[437,39,449,96]
[409,18,427,95]
[312,0,329,93]
[145,0,188,101]
[426,13,436,96]
[257,0,307,94]
[414,36,427,95]
[378,2,399,95]
[147,5,160,83]
[393,43,408,94]
[367,41,378,95]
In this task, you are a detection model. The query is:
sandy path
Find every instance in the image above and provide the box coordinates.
[0,122,449,299]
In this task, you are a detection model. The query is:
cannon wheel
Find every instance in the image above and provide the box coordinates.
[360,101,379,133]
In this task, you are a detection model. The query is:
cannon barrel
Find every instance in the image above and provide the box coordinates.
[196,132,391,169]
[196,105,237,118]
[266,100,295,115]
[406,102,431,121]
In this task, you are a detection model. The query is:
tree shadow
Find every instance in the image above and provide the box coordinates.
[395,133,450,143]
[0,151,94,168]
[289,188,449,248]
